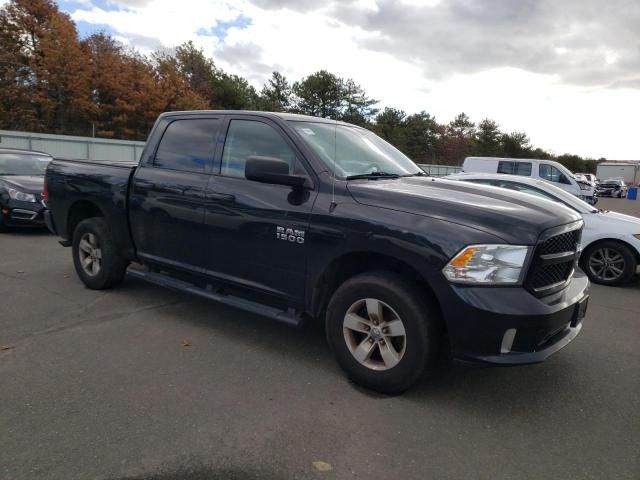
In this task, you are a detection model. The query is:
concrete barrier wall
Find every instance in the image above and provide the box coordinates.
[0,130,146,161]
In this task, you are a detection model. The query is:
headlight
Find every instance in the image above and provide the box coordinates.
[443,244,531,285]
[8,188,36,202]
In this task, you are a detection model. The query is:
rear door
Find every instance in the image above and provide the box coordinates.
[129,116,220,269]
[203,115,317,304]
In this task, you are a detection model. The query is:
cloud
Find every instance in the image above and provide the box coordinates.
[331,0,640,89]
[62,0,640,158]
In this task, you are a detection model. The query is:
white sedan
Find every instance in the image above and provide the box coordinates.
[447,173,640,286]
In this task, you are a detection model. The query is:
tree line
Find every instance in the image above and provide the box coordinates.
[0,0,601,172]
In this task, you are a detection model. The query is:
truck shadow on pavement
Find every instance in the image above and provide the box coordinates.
[119,276,586,409]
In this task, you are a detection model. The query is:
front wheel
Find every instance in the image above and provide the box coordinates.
[72,217,128,289]
[326,271,440,394]
[581,241,637,286]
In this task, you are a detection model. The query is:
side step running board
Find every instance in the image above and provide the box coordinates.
[126,267,303,328]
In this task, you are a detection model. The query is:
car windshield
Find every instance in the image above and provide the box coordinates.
[290,121,421,178]
[0,153,51,176]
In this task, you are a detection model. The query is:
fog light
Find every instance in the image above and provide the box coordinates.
[501,328,517,354]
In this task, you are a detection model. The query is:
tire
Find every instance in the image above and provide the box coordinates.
[72,217,128,289]
[326,271,440,394]
[581,241,637,286]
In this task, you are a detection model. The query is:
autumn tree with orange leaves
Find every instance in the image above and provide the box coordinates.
[0,0,598,169]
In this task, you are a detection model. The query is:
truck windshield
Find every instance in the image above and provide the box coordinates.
[290,121,421,178]
[0,153,51,176]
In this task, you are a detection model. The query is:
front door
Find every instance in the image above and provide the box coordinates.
[203,117,317,303]
[129,117,220,269]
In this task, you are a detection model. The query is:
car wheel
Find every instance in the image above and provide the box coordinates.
[581,241,637,286]
[72,217,128,289]
[326,271,440,394]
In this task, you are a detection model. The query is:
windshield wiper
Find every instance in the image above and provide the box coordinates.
[346,171,401,180]
[401,171,427,177]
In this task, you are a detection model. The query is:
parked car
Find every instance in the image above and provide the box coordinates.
[576,173,597,186]
[45,111,589,393]
[597,178,628,198]
[0,148,52,231]
[462,156,597,204]
[447,173,640,286]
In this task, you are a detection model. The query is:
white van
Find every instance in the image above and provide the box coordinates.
[462,157,596,204]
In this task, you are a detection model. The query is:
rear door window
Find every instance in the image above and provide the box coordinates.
[498,161,532,176]
[154,118,219,173]
[514,162,532,175]
[497,161,513,174]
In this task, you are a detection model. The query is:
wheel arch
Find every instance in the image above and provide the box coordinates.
[309,251,445,331]
[581,237,640,263]
[66,200,105,239]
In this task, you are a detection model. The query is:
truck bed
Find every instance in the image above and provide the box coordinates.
[46,158,138,259]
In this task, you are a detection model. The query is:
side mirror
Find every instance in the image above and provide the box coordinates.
[245,156,308,188]
[560,174,571,185]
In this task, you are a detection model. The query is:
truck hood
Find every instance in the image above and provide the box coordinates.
[0,175,44,194]
[347,177,583,245]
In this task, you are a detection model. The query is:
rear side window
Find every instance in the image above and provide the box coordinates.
[498,161,532,176]
[497,161,513,174]
[221,120,296,178]
[154,119,218,173]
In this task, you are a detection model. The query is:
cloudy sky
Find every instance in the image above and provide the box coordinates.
[33,0,640,158]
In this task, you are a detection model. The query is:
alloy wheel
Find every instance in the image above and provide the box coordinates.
[343,298,407,371]
[588,247,626,282]
[78,232,102,276]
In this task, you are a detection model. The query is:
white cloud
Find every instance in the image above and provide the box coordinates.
[65,0,640,159]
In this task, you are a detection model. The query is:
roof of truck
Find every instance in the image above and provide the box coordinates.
[159,110,356,127]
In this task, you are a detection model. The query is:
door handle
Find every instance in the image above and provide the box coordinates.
[206,192,235,202]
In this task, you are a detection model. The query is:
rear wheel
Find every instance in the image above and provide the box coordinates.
[72,217,128,289]
[326,271,440,394]
[582,241,637,286]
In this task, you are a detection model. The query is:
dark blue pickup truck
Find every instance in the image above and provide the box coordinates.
[45,111,589,393]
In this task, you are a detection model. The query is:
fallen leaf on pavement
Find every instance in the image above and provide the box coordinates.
[312,461,333,472]
[182,340,192,347]
[16,270,24,274]
[1,346,15,351]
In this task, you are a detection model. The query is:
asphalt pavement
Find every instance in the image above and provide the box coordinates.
[1,197,638,480]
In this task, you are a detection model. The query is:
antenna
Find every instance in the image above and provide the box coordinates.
[329,81,338,213]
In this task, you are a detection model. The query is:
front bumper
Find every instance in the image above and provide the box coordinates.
[439,270,590,365]
[1,200,46,227]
